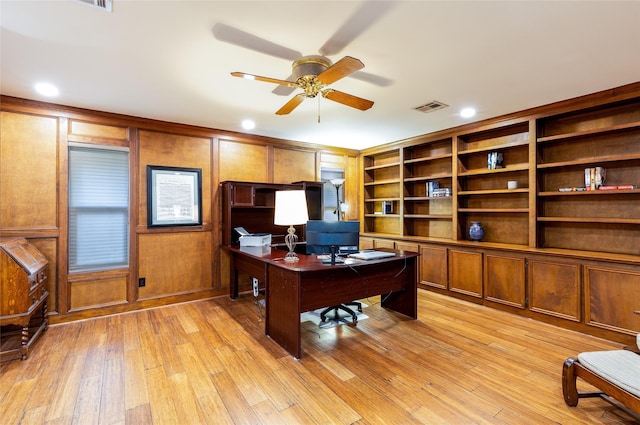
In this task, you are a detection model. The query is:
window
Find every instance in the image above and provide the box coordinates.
[320,167,344,221]
[68,145,129,272]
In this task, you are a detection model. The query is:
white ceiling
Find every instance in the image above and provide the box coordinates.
[2,1,639,150]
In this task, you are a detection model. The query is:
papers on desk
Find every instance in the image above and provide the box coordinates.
[348,250,396,260]
[316,254,345,263]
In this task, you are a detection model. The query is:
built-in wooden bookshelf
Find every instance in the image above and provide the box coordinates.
[359,82,640,345]
[363,149,402,235]
[402,138,453,240]
[455,121,532,246]
[536,98,640,256]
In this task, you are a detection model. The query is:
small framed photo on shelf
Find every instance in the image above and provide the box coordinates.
[147,165,202,227]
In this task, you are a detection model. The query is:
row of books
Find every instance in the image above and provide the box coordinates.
[596,185,638,190]
[558,185,638,192]
[426,181,451,197]
[488,152,503,170]
[584,167,606,190]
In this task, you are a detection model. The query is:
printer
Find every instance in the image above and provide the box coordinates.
[235,227,271,247]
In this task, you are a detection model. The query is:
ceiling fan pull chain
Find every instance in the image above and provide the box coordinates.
[318,95,321,123]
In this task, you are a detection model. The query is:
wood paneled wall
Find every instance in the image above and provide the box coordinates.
[0,96,359,323]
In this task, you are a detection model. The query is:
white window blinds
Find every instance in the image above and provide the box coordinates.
[69,146,129,272]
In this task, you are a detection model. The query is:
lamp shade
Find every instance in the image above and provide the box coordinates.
[329,178,345,187]
[274,190,309,226]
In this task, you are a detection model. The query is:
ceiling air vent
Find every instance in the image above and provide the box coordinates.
[413,101,448,113]
[76,0,113,12]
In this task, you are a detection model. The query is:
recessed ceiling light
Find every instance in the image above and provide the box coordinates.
[242,119,255,130]
[34,82,59,97]
[460,107,476,118]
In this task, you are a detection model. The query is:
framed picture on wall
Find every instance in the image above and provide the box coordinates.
[147,165,202,227]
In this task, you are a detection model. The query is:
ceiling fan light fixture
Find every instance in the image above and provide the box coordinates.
[233,55,372,115]
[292,55,331,81]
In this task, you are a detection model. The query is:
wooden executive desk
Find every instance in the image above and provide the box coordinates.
[225,246,418,358]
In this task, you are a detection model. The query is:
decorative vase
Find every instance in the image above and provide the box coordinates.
[469,221,484,241]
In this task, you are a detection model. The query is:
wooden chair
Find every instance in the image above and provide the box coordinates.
[562,348,640,421]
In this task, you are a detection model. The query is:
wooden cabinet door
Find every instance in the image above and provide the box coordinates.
[449,249,482,298]
[395,241,419,254]
[528,258,580,322]
[359,237,375,250]
[484,253,525,308]
[419,245,447,289]
[585,265,640,335]
[374,239,395,249]
[231,184,254,206]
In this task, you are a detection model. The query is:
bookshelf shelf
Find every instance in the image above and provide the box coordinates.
[404,214,452,220]
[458,208,529,214]
[364,179,401,186]
[458,164,529,177]
[537,121,640,144]
[538,217,640,225]
[364,197,401,202]
[405,196,452,201]
[364,162,401,171]
[458,188,529,196]
[457,139,529,155]
[403,173,453,182]
[539,189,640,196]
[403,153,453,164]
[537,154,640,169]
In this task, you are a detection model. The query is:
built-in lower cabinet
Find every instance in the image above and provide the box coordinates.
[418,244,448,290]
[360,234,639,344]
[528,257,581,322]
[484,253,526,309]
[448,249,483,298]
[585,265,640,336]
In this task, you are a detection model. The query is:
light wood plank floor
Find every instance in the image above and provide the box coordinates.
[0,289,636,424]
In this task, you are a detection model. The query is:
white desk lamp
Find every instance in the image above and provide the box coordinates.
[274,190,309,262]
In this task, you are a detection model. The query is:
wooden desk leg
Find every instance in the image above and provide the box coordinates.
[230,267,239,299]
[266,265,301,358]
[381,257,418,319]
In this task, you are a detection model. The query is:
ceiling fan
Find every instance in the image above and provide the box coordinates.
[213,1,396,115]
[231,55,374,115]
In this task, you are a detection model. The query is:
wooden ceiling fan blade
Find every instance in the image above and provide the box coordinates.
[212,23,301,61]
[349,70,393,87]
[272,74,297,96]
[231,72,298,87]
[276,94,306,115]
[317,56,364,85]
[323,89,374,111]
[319,1,397,56]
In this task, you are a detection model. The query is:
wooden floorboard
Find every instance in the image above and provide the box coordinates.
[0,289,637,424]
